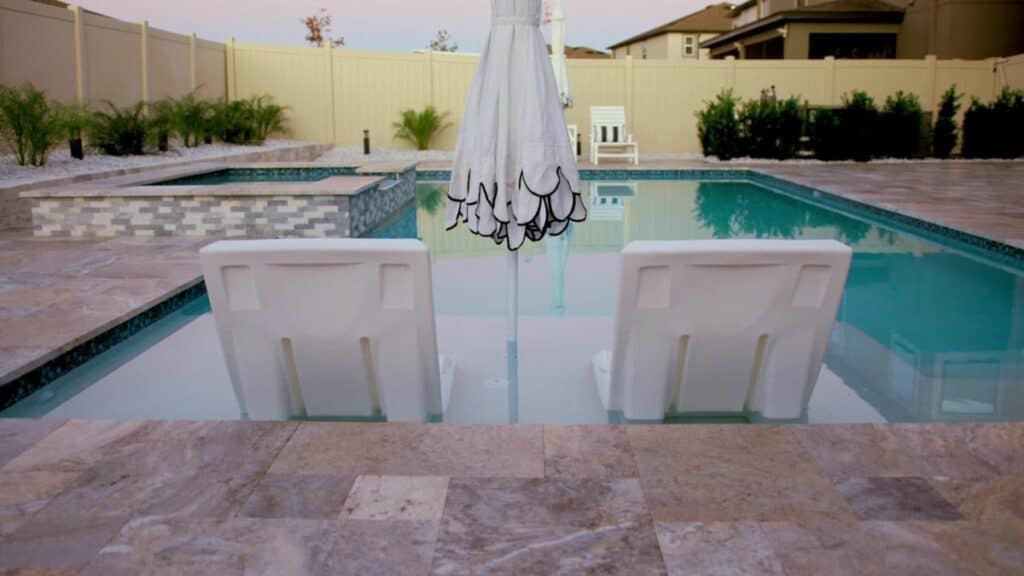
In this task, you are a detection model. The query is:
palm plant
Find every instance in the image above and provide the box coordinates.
[89,101,150,156]
[168,91,210,148]
[209,99,258,145]
[0,84,63,166]
[58,101,92,159]
[393,106,452,150]
[250,95,288,143]
[149,99,175,152]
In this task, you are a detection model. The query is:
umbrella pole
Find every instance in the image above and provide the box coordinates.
[507,250,519,424]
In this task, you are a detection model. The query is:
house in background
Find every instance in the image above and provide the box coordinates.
[702,0,1024,60]
[547,45,612,59]
[607,3,733,60]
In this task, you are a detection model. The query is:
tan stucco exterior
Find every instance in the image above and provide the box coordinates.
[612,32,721,60]
[899,0,1024,60]
[786,21,902,59]
[710,0,1024,60]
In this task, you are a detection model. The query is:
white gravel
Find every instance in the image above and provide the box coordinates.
[313,146,455,164]
[0,139,304,188]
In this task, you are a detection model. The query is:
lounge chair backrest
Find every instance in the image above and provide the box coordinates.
[607,239,851,420]
[591,106,628,144]
[201,239,442,422]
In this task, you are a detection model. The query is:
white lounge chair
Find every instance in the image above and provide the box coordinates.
[201,239,454,422]
[590,106,639,165]
[593,239,852,421]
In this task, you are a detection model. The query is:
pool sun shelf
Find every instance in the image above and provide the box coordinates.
[21,161,418,239]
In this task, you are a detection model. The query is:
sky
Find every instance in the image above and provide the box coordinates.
[75,0,713,53]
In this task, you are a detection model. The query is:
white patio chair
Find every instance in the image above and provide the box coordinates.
[593,239,851,421]
[567,124,579,156]
[590,106,639,165]
[201,238,454,422]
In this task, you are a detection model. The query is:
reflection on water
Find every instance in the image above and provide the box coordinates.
[7,179,1021,424]
[410,179,1024,423]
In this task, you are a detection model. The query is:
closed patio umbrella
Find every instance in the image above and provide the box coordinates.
[446,0,586,422]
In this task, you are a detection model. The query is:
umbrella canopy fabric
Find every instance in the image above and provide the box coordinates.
[550,0,573,108]
[446,0,585,251]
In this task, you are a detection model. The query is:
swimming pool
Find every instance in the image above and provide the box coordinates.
[5,174,1022,424]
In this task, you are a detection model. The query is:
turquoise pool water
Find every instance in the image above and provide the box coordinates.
[152,167,358,186]
[6,177,1022,424]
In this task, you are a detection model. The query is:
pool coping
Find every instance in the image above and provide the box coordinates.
[3,167,1022,411]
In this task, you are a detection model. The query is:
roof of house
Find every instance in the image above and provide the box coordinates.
[608,3,735,50]
[731,0,758,15]
[547,44,612,59]
[703,0,905,48]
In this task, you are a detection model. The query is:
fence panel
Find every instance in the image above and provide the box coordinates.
[0,0,76,101]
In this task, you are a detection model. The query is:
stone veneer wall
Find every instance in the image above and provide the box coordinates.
[29,167,416,239]
[31,196,350,238]
[348,168,417,237]
[1,143,333,231]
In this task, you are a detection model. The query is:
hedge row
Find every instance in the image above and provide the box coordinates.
[696,85,1024,161]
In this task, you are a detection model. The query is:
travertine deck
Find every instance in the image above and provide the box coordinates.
[0,419,1020,574]
[0,231,209,385]
[755,161,1024,250]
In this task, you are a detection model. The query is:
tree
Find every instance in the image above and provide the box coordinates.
[302,8,345,48]
[427,29,458,52]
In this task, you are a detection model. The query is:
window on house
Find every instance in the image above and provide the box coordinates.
[641,43,648,59]
[760,0,770,17]
[684,35,695,57]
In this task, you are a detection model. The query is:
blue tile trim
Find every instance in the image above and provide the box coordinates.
[417,169,1024,272]
[0,281,208,411]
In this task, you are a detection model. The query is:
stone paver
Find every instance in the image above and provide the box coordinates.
[0,231,210,389]
[0,419,1017,574]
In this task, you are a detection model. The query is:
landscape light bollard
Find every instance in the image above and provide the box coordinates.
[363,130,370,155]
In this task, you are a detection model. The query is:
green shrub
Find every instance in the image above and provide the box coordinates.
[207,96,287,145]
[0,84,63,166]
[56,101,91,141]
[932,85,961,159]
[696,90,742,161]
[250,95,288,143]
[809,108,844,161]
[738,96,805,160]
[393,106,451,151]
[840,91,878,162]
[775,97,805,160]
[149,99,175,152]
[209,99,256,144]
[89,102,150,156]
[877,91,922,158]
[811,92,878,161]
[167,91,210,148]
[963,87,1024,158]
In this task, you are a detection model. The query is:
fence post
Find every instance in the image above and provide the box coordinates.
[824,56,836,105]
[427,49,435,109]
[140,20,150,111]
[925,54,938,115]
[189,33,198,93]
[68,5,87,103]
[225,37,236,101]
[625,55,634,131]
[325,44,336,144]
